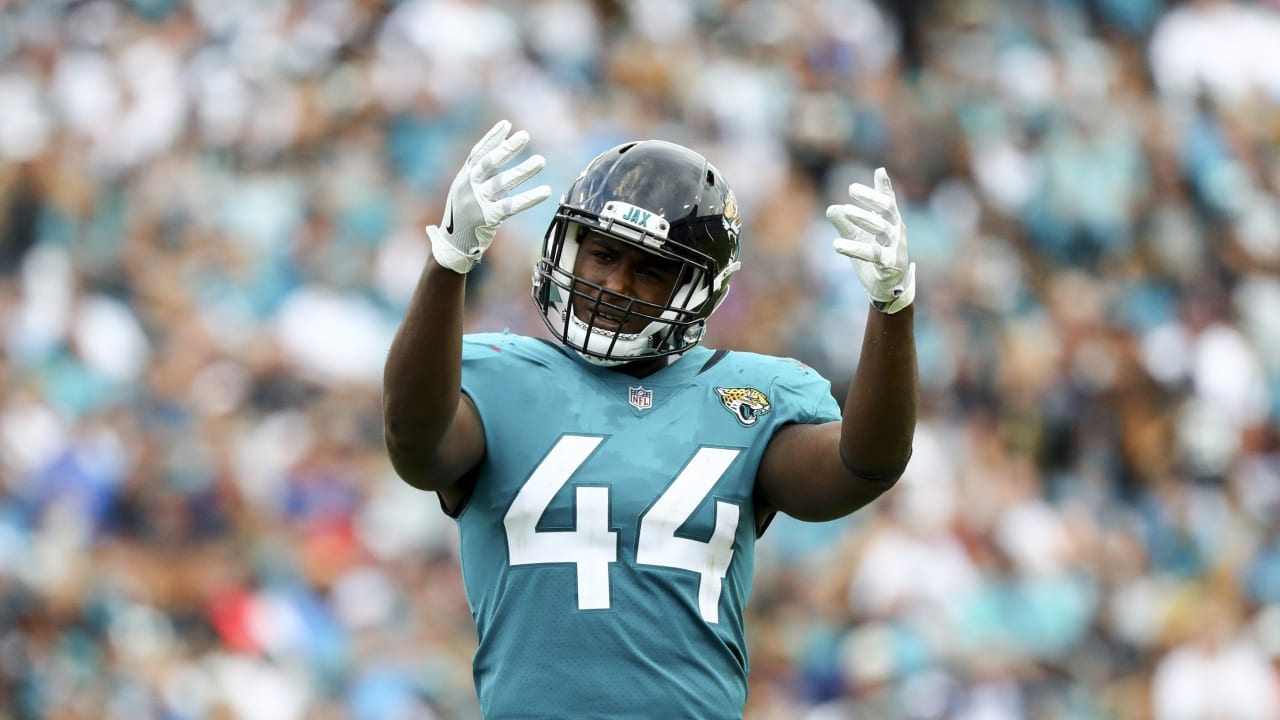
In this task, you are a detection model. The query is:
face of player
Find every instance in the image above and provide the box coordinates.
[571,231,683,336]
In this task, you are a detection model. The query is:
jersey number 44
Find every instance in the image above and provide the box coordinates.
[503,435,742,624]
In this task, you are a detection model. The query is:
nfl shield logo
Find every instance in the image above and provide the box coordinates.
[628,386,653,411]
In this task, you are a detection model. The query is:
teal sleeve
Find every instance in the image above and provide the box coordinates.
[459,332,518,422]
[772,359,841,425]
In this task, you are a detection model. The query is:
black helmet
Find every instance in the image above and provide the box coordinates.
[532,140,742,366]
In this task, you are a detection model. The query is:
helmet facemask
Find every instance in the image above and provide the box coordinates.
[535,216,733,366]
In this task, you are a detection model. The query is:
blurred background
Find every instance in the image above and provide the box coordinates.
[1,0,1280,718]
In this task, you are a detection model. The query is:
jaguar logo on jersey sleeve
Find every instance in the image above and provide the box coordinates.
[715,387,771,426]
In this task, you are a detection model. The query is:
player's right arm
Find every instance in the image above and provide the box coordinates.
[382,121,550,502]
[384,256,483,497]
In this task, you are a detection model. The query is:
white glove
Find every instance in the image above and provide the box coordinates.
[426,120,552,274]
[826,167,916,314]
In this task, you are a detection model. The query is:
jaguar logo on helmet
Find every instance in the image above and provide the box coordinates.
[722,190,742,239]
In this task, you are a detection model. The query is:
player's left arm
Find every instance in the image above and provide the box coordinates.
[757,168,917,522]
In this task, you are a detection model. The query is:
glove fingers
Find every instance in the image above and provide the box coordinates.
[484,154,546,197]
[469,120,512,162]
[474,130,531,181]
[501,185,552,218]
[873,167,894,197]
[847,183,894,216]
[825,204,860,239]
[833,237,884,265]
[832,203,890,236]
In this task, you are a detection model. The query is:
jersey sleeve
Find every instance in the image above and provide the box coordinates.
[459,332,519,422]
[444,333,533,518]
[770,359,841,425]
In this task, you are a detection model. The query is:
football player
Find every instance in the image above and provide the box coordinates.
[383,120,917,718]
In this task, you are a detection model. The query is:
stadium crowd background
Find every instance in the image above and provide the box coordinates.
[1,0,1279,717]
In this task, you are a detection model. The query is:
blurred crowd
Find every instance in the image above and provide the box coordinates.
[1,0,1280,718]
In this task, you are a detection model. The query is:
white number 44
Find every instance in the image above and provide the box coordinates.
[503,435,741,624]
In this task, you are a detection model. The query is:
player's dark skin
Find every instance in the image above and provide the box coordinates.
[384,228,916,525]
[568,232,688,377]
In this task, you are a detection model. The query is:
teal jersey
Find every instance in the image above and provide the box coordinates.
[455,332,841,720]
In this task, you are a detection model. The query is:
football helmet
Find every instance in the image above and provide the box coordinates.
[532,140,742,366]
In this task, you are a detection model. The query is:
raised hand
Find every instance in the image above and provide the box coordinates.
[426,120,552,274]
[826,167,916,314]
